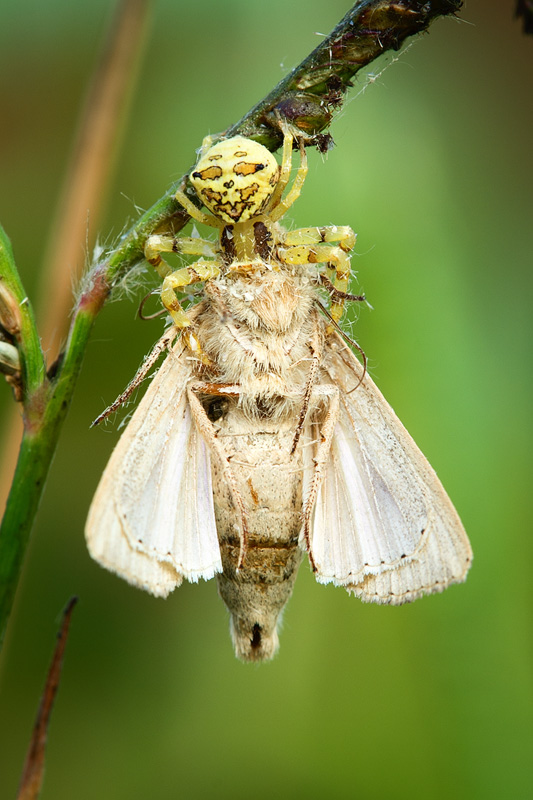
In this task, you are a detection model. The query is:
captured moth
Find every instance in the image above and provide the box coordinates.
[86,130,472,661]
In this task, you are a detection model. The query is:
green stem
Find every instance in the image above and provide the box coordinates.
[0,305,97,645]
[0,226,45,393]
[228,0,462,146]
[0,414,52,634]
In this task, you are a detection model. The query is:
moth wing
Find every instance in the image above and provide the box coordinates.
[306,335,472,604]
[86,339,222,597]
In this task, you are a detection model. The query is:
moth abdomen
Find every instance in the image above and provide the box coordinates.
[216,540,303,663]
[218,537,302,582]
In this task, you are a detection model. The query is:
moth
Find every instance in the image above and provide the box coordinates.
[86,127,472,661]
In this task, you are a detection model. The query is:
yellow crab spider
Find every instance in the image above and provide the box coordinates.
[144,128,357,330]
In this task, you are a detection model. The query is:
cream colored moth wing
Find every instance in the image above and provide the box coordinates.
[85,338,222,597]
[306,334,472,605]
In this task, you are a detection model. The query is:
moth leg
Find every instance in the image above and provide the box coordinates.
[290,315,324,455]
[300,383,340,569]
[278,225,357,324]
[317,273,365,305]
[188,383,250,570]
[91,326,179,427]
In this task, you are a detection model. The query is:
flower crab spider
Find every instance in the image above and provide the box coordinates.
[143,127,358,332]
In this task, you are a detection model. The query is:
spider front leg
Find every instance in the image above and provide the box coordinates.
[144,233,221,327]
[145,233,218,276]
[174,188,223,229]
[268,127,296,212]
[277,225,357,323]
[269,136,308,222]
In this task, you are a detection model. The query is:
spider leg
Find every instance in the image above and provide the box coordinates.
[278,225,357,323]
[198,133,218,157]
[269,128,294,211]
[269,138,308,222]
[160,259,222,328]
[175,188,224,229]
[144,233,221,328]
[145,233,217,277]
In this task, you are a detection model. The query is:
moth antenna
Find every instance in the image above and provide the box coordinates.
[317,272,366,303]
[138,289,167,320]
[315,300,367,391]
[335,337,368,395]
[91,327,179,426]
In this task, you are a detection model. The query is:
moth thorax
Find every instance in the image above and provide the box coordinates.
[190,136,279,223]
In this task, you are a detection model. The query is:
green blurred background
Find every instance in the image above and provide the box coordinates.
[0,1,531,798]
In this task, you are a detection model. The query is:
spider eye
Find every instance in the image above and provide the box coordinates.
[192,166,222,181]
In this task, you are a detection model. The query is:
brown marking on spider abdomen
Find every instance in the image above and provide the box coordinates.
[239,183,260,202]
[221,225,236,264]
[253,220,273,260]
[201,187,223,205]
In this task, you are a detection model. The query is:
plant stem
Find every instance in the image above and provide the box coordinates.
[17,597,78,800]
[0,226,45,394]
[0,289,101,644]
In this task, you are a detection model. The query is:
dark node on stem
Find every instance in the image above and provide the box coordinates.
[268,94,333,135]
[78,267,112,316]
[47,350,65,381]
[322,74,347,107]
